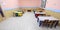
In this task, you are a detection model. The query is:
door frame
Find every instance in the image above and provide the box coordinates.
[41,0,47,8]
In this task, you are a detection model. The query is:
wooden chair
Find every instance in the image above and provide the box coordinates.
[47,20,59,28]
[53,20,59,28]
[27,10,31,12]
[42,19,49,27]
[47,20,54,28]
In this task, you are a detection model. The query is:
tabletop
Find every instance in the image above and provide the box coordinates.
[38,16,59,21]
[35,11,46,14]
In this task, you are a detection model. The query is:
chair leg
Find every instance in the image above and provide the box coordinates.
[49,23,53,28]
[54,22,59,28]
[50,25,53,28]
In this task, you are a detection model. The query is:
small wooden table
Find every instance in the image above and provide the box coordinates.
[13,11,23,17]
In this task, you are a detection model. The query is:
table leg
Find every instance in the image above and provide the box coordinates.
[37,18,39,22]
[39,21,43,27]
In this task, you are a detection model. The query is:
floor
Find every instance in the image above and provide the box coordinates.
[0,12,60,30]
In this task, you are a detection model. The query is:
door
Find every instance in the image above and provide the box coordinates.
[41,0,47,8]
[0,6,4,17]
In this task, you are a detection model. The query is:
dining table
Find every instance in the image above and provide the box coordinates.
[34,11,46,18]
[37,16,59,28]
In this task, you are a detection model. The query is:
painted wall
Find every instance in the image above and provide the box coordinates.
[45,0,60,12]
[0,0,19,10]
[18,0,41,7]
[0,0,60,13]
[0,0,41,10]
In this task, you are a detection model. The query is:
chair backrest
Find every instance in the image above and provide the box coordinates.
[48,20,54,23]
[44,19,49,23]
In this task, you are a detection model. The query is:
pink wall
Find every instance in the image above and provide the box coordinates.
[46,0,60,10]
[18,0,41,7]
[0,0,41,10]
[0,0,19,10]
